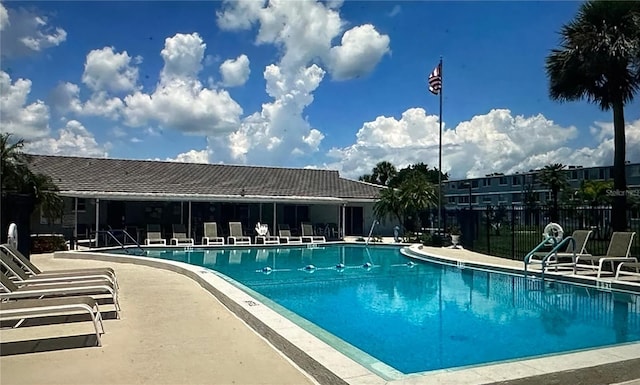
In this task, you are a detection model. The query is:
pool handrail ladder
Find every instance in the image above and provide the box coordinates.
[104,228,145,255]
[524,236,577,279]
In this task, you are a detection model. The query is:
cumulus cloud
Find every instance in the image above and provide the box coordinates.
[210,0,389,165]
[0,71,50,140]
[216,0,389,78]
[122,33,243,135]
[164,149,211,164]
[208,64,325,164]
[0,2,8,31]
[219,54,251,87]
[323,108,640,180]
[328,24,390,81]
[82,47,139,93]
[160,32,205,80]
[0,3,66,58]
[49,81,123,119]
[23,120,108,157]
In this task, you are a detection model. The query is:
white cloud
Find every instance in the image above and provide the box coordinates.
[324,108,617,180]
[328,24,390,81]
[82,47,139,93]
[388,5,401,17]
[23,120,108,157]
[160,33,206,81]
[165,149,211,164]
[207,64,325,164]
[212,0,389,164]
[219,54,251,87]
[49,82,123,120]
[0,3,66,58]
[0,2,8,31]
[0,71,50,140]
[122,33,243,135]
[49,82,83,114]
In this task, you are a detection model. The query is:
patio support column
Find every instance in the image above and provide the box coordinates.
[188,201,192,238]
[74,197,78,250]
[272,202,276,236]
[94,198,100,245]
[341,204,346,239]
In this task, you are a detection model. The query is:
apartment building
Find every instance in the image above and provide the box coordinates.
[443,162,640,209]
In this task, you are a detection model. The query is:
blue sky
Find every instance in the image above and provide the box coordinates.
[1,0,639,180]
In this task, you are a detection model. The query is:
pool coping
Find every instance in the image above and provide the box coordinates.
[54,245,640,385]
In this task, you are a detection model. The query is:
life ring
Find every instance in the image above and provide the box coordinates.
[7,222,18,249]
[543,222,563,245]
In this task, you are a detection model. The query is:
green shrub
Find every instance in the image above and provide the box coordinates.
[31,235,68,253]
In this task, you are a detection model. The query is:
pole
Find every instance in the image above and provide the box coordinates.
[438,57,443,235]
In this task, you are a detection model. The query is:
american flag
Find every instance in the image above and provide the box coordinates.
[428,63,442,95]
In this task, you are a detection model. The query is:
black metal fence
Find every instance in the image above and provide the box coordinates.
[445,205,640,261]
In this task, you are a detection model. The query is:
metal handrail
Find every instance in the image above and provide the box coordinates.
[365,220,379,246]
[103,229,145,255]
[524,236,577,279]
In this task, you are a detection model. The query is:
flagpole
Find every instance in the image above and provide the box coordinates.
[437,56,443,235]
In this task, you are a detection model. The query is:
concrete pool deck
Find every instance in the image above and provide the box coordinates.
[1,243,640,385]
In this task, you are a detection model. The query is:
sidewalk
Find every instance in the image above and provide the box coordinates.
[0,253,317,385]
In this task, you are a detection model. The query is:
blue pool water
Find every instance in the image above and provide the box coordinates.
[112,245,640,374]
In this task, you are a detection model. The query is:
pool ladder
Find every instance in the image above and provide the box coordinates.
[365,220,379,246]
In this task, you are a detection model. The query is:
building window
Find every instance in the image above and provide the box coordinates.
[448,197,456,203]
[471,180,479,188]
[599,168,606,179]
[484,178,491,187]
[499,177,507,185]
[512,176,520,185]
[73,198,87,213]
[571,170,578,180]
[512,193,522,202]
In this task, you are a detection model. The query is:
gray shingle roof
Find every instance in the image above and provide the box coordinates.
[26,155,382,201]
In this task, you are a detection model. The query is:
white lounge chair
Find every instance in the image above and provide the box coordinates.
[301,223,326,243]
[0,296,105,346]
[202,222,225,245]
[145,224,167,245]
[0,274,121,318]
[170,224,195,246]
[278,224,302,244]
[0,243,117,287]
[228,222,251,245]
[575,232,637,279]
[0,252,117,289]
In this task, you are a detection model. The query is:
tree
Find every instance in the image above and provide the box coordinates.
[373,187,403,226]
[538,163,569,222]
[1,133,64,239]
[545,0,640,231]
[373,172,437,234]
[371,161,397,186]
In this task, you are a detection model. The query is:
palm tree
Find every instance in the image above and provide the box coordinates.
[373,172,437,234]
[373,187,403,226]
[545,0,640,231]
[1,133,64,250]
[538,163,569,222]
[398,172,437,231]
[371,161,397,186]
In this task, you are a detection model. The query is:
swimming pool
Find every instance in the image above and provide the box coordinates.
[113,245,640,375]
